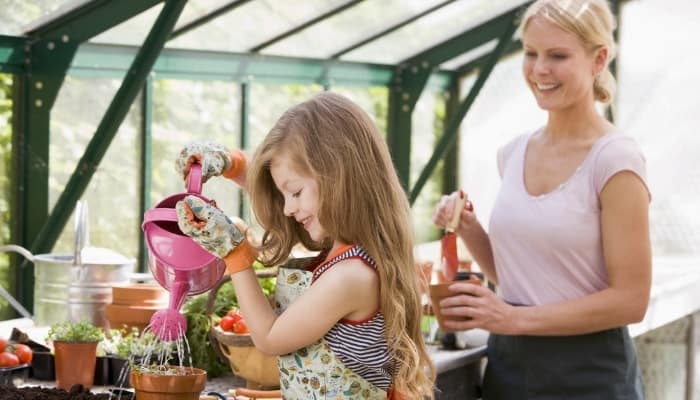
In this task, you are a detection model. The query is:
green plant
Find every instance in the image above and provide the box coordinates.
[46,321,105,343]
[115,329,174,360]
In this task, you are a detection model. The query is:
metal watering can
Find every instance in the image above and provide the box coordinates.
[142,163,226,341]
[0,201,134,328]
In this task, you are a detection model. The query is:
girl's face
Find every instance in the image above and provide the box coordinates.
[522,16,601,111]
[270,153,326,242]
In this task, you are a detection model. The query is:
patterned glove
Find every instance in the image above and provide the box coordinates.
[175,141,231,183]
[175,195,245,259]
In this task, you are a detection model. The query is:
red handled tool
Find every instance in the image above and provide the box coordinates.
[440,191,470,282]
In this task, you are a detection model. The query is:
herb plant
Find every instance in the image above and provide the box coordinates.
[46,321,105,343]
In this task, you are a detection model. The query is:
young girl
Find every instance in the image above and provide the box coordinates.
[175,92,435,399]
[433,0,650,398]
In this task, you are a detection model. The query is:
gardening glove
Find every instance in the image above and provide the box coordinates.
[175,141,247,184]
[175,195,257,274]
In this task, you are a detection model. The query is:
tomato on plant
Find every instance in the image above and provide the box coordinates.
[232,319,249,334]
[220,316,235,332]
[12,344,33,364]
[0,352,19,367]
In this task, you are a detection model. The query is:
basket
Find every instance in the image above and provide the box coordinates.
[206,269,280,389]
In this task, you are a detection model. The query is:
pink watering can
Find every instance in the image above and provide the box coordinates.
[142,163,226,341]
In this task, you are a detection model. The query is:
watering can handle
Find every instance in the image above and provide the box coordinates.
[142,208,178,225]
[0,244,35,263]
[186,163,203,194]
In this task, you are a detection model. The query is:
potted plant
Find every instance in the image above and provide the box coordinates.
[130,364,207,400]
[104,327,177,388]
[46,320,104,390]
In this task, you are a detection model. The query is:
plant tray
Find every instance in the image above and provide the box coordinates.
[0,364,30,386]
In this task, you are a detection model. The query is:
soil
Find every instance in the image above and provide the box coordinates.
[0,384,133,400]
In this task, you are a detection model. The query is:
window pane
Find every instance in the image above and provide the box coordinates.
[151,79,242,221]
[0,0,68,36]
[50,77,142,261]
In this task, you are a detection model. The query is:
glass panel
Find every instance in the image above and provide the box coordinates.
[0,0,71,36]
[440,39,497,71]
[330,86,389,137]
[90,3,164,45]
[167,0,347,53]
[173,0,237,30]
[50,76,142,261]
[151,79,242,223]
[261,0,446,59]
[410,89,447,244]
[0,73,13,319]
[342,0,528,64]
[617,0,700,256]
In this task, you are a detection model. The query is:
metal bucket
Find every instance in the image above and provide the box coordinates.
[0,201,135,328]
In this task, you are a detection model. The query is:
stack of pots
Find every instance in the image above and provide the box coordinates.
[106,283,169,333]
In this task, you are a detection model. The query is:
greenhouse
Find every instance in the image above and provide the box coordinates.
[0,0,699,398]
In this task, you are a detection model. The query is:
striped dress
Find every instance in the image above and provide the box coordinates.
[310,245,394,390]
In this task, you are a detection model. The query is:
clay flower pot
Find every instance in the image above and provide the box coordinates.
[54,341,99,390]
[429,273,483,332]
[130,366,207,400]
[107,284,168,333]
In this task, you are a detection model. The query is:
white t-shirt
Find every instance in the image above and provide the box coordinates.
[489,131,650,305]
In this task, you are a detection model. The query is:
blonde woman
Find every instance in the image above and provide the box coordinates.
[175,92,435,399]
[433,0,650,398]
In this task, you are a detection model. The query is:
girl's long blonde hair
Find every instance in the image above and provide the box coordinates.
[247,92,435,398]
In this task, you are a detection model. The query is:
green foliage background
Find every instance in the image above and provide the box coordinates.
[0,74,13,320]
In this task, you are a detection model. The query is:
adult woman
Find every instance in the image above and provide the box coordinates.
[432,0,651,398]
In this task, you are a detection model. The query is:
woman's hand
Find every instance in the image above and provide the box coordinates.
[432,191,476,233]
[175,141,231,183]
[175,195,245,258]
[439,282,518,335]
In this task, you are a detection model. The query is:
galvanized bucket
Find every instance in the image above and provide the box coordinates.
[0,201,135,328]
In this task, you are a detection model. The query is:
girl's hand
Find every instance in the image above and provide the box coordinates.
[175,141,231,183]
[175,195,245,258]
[432,191,476,232]
[439,282,517,334]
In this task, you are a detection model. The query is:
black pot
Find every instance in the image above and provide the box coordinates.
[109,356,131,388]
[29,351,54,380]
[93,356,111,386]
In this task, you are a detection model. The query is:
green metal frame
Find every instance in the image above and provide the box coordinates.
[409,10,521,204]
[13,0,180,310]
[387,5,528,191]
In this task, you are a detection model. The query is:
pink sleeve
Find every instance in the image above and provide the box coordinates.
[593,136,650,199]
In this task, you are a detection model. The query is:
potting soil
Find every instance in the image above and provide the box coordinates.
[0,384,132,399]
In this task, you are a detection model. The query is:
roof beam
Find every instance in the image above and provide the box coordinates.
[331,0,457,59]
[401,2,531,69]
[169,0,253,40]
[248,0,365,52]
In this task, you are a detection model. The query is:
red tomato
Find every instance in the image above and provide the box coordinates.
[226,309,243,324]
[12,344,33,364]
[232,319,249,334]
[0,352,19,367]
[220,316,236,332]
[0,338,6,353]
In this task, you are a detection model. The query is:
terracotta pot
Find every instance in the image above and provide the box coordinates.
[53,341,98,390]
[112,284,169,307]
[130,366,207,400]
[107,284,168,333]
[429,274,483,332]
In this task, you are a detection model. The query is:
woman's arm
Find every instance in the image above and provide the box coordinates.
[441,171,651,335]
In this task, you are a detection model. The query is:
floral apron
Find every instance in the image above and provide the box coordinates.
[273,266,388,399]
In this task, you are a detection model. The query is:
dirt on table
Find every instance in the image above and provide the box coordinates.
[0,384,133,400]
